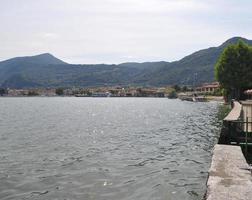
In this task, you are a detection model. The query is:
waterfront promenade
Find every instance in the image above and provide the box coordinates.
[206,100,252,199]
[206,144,252,200]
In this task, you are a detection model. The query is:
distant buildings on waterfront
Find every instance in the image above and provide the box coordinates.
[0,87,167,97]
[4,88,56,97]
[0,82,221,97]
[196,82,220,93]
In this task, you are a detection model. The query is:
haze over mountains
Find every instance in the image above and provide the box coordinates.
[0,37,251,89]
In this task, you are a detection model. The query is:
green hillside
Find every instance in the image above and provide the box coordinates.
[0,37,251,88]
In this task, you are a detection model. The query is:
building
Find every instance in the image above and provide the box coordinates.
[196,82,220,93]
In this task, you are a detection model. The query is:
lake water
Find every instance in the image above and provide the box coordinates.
[0,97,222,200]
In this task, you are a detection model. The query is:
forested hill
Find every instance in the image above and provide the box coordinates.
[0,37,251,88]
[136,37,252,86]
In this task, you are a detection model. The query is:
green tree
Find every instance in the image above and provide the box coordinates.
[215,41,252,100]
[56,88,64,96]
[28,91,39,96]
[0,88,7,96]
[182,86,188,92]
[168,89,177,99]
[172,85,181,92]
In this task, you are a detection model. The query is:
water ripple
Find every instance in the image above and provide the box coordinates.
[0,97,222,200]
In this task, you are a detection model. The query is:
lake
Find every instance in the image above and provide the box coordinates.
[0,97,222,200]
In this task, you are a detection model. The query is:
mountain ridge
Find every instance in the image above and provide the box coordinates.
[0,37,251,88]
[0,53,67,66]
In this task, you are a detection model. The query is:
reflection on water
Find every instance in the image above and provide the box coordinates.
[0,98,222,200]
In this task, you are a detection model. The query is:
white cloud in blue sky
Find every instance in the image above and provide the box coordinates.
[1,0,252,64]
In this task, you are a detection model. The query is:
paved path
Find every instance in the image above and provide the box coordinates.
[224,101,242,122]
[206,144,252,200]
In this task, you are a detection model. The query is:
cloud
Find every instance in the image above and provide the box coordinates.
[0,0,252,63]
[40,33,60,39]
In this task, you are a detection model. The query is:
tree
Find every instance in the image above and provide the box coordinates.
[172,85,181,92]
[215,41,252,100]
[168,90,178,99]
[182,86,188,92]
[28,91,39,96]
[56,88,64,96]
[0,88,7,96]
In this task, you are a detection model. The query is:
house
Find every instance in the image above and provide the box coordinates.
[196,82,220,93]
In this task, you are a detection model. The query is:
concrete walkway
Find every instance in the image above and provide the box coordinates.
[206,144,252,200]
[224,101,242,122]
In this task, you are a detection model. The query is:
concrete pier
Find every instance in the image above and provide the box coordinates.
[206,144,252,200]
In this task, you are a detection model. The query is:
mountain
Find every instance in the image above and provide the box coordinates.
[0,37,251,88]
[0,54,169,88]
[0,53,66,69]
[0,53,68,88]
[133,37,252,86]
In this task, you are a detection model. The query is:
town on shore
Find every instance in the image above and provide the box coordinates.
[0,82,221,98]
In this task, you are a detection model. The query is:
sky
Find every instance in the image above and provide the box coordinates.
[1,0,252,64]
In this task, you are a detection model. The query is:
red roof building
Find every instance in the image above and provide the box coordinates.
[196,82,220,93]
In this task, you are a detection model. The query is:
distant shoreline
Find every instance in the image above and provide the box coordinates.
[0,95,224,103]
